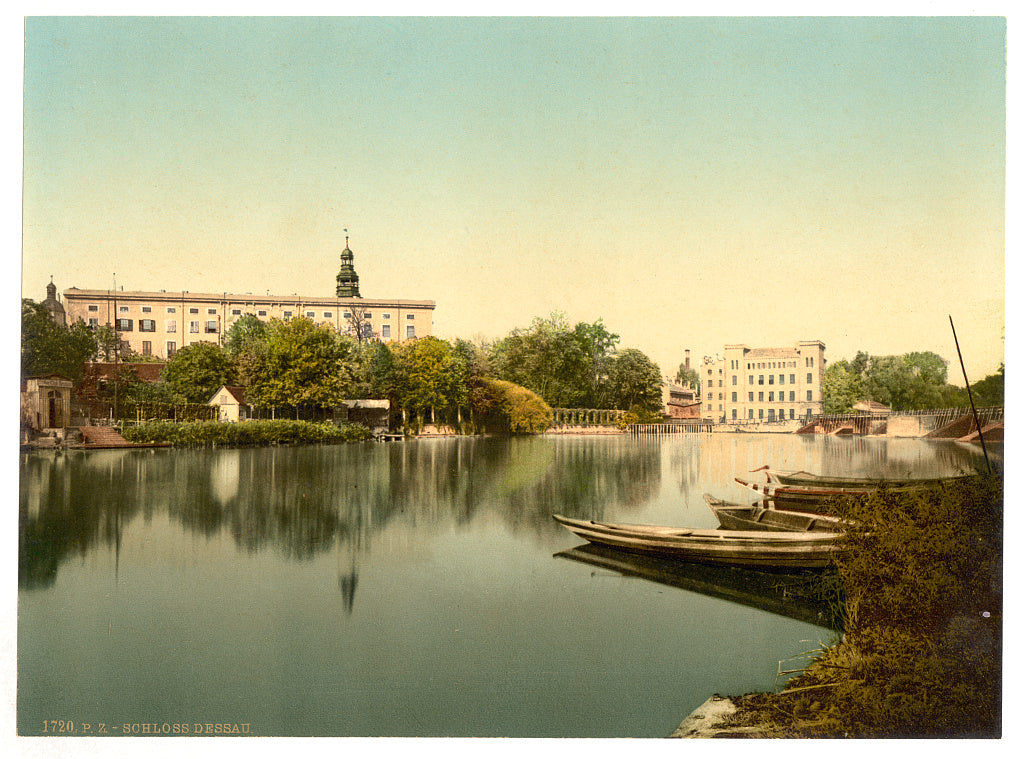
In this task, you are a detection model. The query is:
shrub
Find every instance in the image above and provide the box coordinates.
[121,419,373,447]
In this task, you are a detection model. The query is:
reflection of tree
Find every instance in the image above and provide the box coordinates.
[20,437,667,590]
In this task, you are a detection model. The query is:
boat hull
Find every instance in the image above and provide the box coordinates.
[754,466,977,490]
[552,514,841,569]
[704,494,846,533]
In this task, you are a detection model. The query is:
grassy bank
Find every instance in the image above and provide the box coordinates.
[121,419,374,447]
[718,473,1003,738]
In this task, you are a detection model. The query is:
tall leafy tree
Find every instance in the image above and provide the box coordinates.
[823,360,864,414]
[224,314,270,388]
[21,300,97,384]
[607,348,663,412]
[246,317,356,410]
[161,342,232,403]
[675,363,700,394]
[390,336,462,420]
[490,312,618,408]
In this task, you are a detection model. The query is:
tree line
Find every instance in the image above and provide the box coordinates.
[22,301,666,433]
[823,350,1003,413]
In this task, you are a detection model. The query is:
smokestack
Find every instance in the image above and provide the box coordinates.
[685,350,690,370]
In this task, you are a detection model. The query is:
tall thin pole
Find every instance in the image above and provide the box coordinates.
[949,315,992,474]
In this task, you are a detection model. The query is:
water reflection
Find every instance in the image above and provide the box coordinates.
[19,435,996,593]
[556,543,843,630]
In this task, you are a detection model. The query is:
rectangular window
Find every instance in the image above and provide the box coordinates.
[166,320,177,333]
[381,324,391,339]
[807,390,813,401]
[407,314,415,320]
[88,304,98,312]
[768,392,774,402]
[167,307,176,314]
[283,311,292,319]
[806,373,813,384]
[142,306,152,313]
[205,321,218,333]
[790,409,795,420]
[139,319,156,332]
[232,309,242,316]
[208,308,217,315]
[363,312,371,318]
[383,313,391,320]
[748,392,754,401]
[306,311,315,318]
[258,310,267,317]
[88,318,99,328]
[748,409,753,419]
[748,375,754,385]
[731,392,737,402]
[732,375,737,385]
[758,375,764,385]
[190,307,199,314]
[758,392,764,401]
[116,318,133,331]
[779,374,785,385]
[758,409,764,420]
[406,325,415,339]
[167,341,176,357]
[323,312,332,318]
[790,391,795,402]
[119,306,129,313]
[768,409,775,421]
[732,409,737,420]
[190,321,200,333]
[790,374,796,384]
[142,341,152,356]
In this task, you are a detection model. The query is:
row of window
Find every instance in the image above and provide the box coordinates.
[709,373,816,388]
[92,303,417,321]
[706,391,815,403]
[730,408,804,421]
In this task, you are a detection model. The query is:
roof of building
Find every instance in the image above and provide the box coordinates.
[63,288,434,309]
[209,385,248,406]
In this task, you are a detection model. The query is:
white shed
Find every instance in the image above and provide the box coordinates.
[209,385,250,422]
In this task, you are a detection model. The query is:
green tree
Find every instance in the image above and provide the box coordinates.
[224,314,270,389]
[490,312,619,408]
[607,348,663,412]
[967,364,1004,407]
[21,300,98,384]
[161,342,233,404]
[246,317,356,410]
[390,336,462,422]
[675,363,700,394]
[823,359,863,414]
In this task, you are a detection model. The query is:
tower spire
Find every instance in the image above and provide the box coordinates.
[336,228,361,298]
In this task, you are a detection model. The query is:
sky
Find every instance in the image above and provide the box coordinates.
[15,13,1008,384]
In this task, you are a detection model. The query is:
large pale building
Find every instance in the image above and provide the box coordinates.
[59,239,435,360]
[702,341,826,423]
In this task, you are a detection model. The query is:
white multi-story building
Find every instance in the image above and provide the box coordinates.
[702,341,826,423]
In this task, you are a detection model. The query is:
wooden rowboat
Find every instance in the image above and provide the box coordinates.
[750,465,975,490]
[552,514,842,569]
[734,477,875,510]
[703,494,848,533]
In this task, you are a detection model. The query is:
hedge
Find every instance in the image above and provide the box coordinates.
[120,419,374,447]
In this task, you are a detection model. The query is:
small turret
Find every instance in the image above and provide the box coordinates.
[336,231,361,298]
[42,277,67,326]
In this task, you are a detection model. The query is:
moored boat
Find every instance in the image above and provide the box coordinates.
[704,494,848,533]
[750,465,976,490]
[552,514,842,569]
[734,477,876,510]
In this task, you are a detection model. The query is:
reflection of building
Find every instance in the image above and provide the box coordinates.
[703,341,826,423]
[60,238,435,359]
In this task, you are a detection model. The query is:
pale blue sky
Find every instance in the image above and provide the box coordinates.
[19,15,1007,382]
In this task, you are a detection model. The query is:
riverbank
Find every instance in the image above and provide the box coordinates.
[672,473,1003,739]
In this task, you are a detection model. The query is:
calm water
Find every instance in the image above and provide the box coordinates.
[18,433,994,737]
